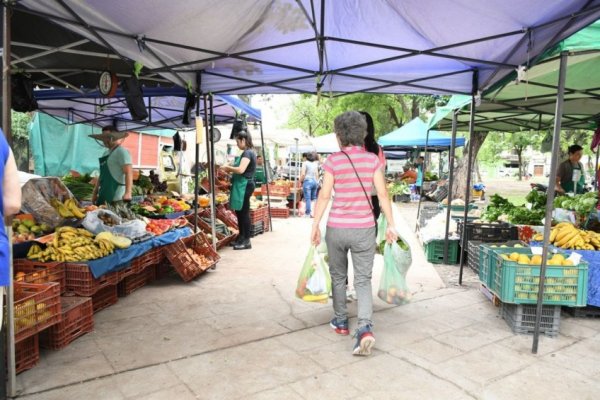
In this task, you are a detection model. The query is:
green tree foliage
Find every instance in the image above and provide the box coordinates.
[506,131,541,181]
[287,94,444,137]
[11,110,32,171]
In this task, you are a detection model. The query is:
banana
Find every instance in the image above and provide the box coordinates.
[556,230,578,247]
[77,228,93,238]
[67,200,85,219]
[555,226,575,243]
[549,229,558,242]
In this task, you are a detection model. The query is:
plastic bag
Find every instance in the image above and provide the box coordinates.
[553,208,576,224]
[20,177,75,229]
[295,246,331,303]
[83,210,147,239]
[376,214,387,245]
[378,240,412,305]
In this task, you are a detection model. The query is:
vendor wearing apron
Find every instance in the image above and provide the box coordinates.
[221,130,256,250]
[556,144,585,195]
[89,126,133,205]
[415,156,425,194]
[254,155,268,185]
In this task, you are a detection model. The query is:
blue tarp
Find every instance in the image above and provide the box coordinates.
[378,118,466,150]
[87,227,192,278]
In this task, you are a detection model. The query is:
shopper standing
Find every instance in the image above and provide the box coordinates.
[311,111,398,356]
[222,131,256,250]
[0,130,22,286]
[300,152,319,217]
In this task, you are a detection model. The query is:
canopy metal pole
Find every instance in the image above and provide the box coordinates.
[193,85,200,234]
[532,51,568,354]
[459,95,477,285]
[415,130,430,232]
[203,94,216,249]
[208,94,217,251]
[595,146,599,190]
[259,122,273,232]
[443,112,458,264]
[293,138,299,216]
[2,3,16,397]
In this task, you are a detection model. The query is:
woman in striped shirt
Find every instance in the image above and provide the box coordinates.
[311,111,398,356]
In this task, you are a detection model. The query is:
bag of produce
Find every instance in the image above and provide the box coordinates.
[376,214,387,246]
[295,246,331,303]
[83,209,147,239]
[378,239,412,305]
[20,177,77,229]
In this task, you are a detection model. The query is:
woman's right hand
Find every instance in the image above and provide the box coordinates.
[386,226,398,244]
[311,224,321,246]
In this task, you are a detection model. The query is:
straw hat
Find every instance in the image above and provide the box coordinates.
[89,127,129,141]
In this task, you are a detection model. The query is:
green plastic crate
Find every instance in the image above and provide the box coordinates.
[438,203,477,212]
[425,240,459,264]
[491,252,588,306]
[479,245,529,288]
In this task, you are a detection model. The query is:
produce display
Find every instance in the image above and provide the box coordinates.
[12,215,52,244]
[131,196,191,217]
[482,193,544,225]
[146,218,187,235]
[499,252,574,267]
[15,299,52,331]
[553,192,598,216]
[424,171,439,181]
[26,227,130,262]
[61,173,94,201]
[532,222,600,250]
[387,182,411,197]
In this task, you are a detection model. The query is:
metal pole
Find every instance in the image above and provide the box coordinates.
[3,3,16,397]
[259,122,273,232]
[293,138,299,216]
[193,92,200,235]
[595,147,600,191]
[203,94,216,250]
[208,95,217,251]
[459,96,477,285]
[443,112,458,264]
[532,51,568,354]
[415,130,431,231]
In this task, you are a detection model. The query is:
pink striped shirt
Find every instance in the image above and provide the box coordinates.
[323,146,382,228]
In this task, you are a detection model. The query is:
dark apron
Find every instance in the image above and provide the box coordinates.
[96,148,125,206]
[230,156,248,211]
[562,163,585,194]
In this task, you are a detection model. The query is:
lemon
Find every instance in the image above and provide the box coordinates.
[500,245,508,248]
[530,255,542,265]
[509,252,520,261]
[514,244,523,248]
[501,254,510,261]
[562,259,574,266]
[551,254,565,263]
[517,255,531,265]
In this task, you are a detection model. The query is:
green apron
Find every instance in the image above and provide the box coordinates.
[562,163,585,194]
[96,148,125,206]
[254,166,266,185]
[230,156,248,211]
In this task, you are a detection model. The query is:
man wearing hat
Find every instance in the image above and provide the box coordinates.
[90,125,133,205]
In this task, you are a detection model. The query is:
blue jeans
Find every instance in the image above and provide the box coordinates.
[303,179,318,216]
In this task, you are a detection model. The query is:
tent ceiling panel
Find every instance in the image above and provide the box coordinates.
[14,0,600,95]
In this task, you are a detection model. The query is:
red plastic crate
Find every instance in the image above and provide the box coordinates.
[15,335,39,374]
[165,233,219,282]
[130,247,164,274]
[118,267,156,297]
[269,207,290,218]
[40,296,94,349]
[261,184,290,197]
[216,206,238,230]
[65,263,119,297]
[117,263,136,281]
[155,264,173,280]
[14,282,61,342]
[14,260,66,294]
[91,285,118,313]
[250,206,267,224]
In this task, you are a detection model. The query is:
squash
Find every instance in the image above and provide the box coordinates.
[198,196,210,207]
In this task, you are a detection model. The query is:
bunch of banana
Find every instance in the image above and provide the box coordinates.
[532,222,599,250]
[49,198,86,219]
[27,227,113,262]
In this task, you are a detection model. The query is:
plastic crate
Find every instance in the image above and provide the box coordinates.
[117,263,136,281]
[269,207,290,218]
[14,260,66,294]
[216,206,239,230]
[424,240,459,264]
[500,302,561,337]
[492,252,588,306]
[40,296,94,349]
[65,263,119,297]
[118,267,156,297]
[478,243,529,287]
[458,221,519,243]
[251,221,265,237]
[91,284,118,313]
[467,241,482,273]
[155,264,173,280]
[130,246,164,274]
[563,305,600,318]
[261,183,290,197]
[165,233,219,282]
[249,206,268,224]
[14,282,61,342]
[439,203,477,212]
[15,335,39,374]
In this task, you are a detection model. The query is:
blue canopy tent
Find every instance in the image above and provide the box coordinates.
[378,118,465,152]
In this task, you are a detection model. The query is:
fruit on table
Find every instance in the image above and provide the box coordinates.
[12,217,52,243]
[146,219,174,235]
[50,198,86,219]
[27,226,115,262]
[533,222,599,250]
[95,231,132,249]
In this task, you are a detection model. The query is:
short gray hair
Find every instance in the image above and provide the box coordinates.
[334,111,367,147]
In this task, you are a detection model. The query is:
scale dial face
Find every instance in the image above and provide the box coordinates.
[99,71,117,97]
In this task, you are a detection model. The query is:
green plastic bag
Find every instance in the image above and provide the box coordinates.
[296,245,331,303]
[376,214,387,246]
[378,239,412,305]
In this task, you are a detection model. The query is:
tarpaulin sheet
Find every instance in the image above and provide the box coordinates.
[87,227,192,278]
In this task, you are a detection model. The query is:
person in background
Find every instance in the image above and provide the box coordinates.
[556,144,585,194]
[311,111,398,356]
[1,131,22,286]
[399,163,417,184]
[415,156,425,194]
[89,125,133,205]
[300,152,320,217]
[254,155,268,185]
[360,111,385,222]
[221,130,256,250]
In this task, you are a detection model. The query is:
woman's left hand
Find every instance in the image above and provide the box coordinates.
[311,224,321,246]
[386,226,398,243]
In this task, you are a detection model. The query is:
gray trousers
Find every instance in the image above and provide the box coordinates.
[325,226,376,329]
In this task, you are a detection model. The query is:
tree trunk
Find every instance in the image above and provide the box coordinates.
[517,149,523,181]
[476,161,482,182]
[451,132,488,201]
[388,106,401,128]
[411,97,420,119]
